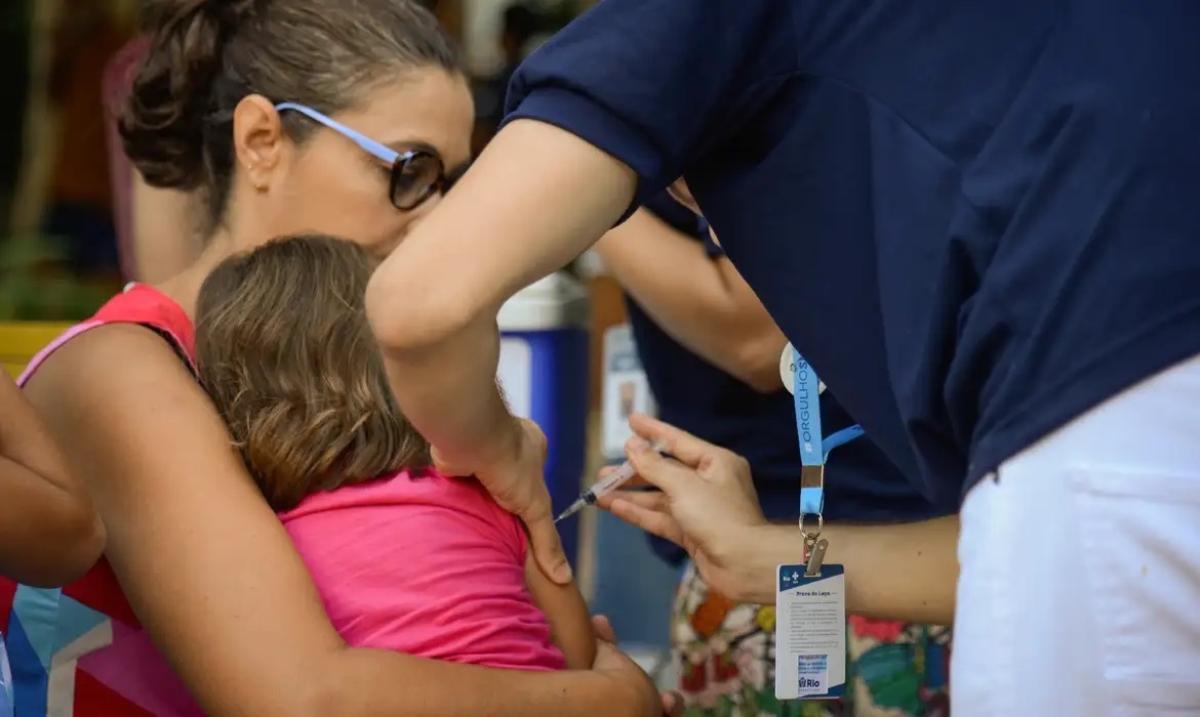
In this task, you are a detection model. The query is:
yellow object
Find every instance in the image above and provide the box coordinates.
[0,323,73,379]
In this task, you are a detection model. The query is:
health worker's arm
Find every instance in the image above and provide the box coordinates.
[604,415,959,627]
[365,0,795,511]
[595,209,787,393]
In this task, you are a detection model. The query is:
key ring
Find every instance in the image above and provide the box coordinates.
[799,512,823,543]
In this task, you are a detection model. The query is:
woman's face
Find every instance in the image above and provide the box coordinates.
[246,68,474,257]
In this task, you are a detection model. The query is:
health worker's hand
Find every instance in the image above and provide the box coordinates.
[432,415,572,584]
[599,414,770,602]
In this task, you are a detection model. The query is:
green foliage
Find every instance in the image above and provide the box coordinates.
[0,234,113,321]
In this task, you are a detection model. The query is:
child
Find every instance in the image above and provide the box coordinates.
[193,234,595,671]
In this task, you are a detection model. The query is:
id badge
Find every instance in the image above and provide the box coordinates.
[601,324,656,461]
[774,564,847,701]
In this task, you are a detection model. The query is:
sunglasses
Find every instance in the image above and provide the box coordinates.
[274,102,448,211]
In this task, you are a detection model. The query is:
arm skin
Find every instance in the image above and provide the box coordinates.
[594,209,787,393]
[21,324,653,717]
[524,554,598,670]
[723,518,960,626]
[0,371,104,587]
[366,119,635,467]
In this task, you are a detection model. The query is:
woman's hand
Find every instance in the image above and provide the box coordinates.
[432,416,573,584]
[599,414,772,602]
[590,615,683,717]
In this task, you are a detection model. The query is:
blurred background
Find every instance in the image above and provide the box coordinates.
[0,0,676,681]
[0,0,602,322]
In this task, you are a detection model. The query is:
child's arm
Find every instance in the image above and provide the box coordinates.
[0,371,104,586]
[524,551,598,669]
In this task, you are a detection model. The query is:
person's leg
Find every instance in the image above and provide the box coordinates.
[953,353,1200,716]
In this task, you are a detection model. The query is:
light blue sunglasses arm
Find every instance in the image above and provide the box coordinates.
[275,102,400,165]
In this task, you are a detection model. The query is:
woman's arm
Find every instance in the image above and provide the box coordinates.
[0,371,104,586]
[594,209,787,392]
[724,519,959,625]
[524,553,597,669]
[367,120,633,465]
[23,324,658,717]
[601,415,959,626]
[366,121,635,582]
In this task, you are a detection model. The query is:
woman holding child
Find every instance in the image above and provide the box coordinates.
[1,0,667,714]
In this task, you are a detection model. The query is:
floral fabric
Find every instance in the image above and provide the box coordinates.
[671,562,951,717]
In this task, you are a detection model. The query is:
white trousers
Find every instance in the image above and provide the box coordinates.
[953,354,1200,717]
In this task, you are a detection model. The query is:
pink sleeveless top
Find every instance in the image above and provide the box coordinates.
[1,284,201,716]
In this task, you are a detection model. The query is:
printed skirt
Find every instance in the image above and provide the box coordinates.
[671,562,951,717]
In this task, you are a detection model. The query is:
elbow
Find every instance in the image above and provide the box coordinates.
[729,339,786,395]
[20,505,105,588]
[365,266,475,356]
[738,362,786,395]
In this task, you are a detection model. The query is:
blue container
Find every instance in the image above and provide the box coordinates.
[496,272,590,566]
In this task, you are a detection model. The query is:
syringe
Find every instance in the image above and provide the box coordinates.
[554,441,668,523]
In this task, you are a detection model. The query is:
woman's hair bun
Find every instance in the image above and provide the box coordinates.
[119,0,254,189]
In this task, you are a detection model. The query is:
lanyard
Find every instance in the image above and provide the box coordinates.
[792,348,862,570]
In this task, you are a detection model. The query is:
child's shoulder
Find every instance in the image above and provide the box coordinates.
[283,470,525,548]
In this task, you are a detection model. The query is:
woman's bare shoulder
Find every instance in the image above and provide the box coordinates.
[26,322,201,412]
[22,322,238,495]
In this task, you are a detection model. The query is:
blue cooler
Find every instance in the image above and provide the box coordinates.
[496,272,590,566]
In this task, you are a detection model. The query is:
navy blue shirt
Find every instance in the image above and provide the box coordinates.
[507,0,1200,505]
[630,193,946,564]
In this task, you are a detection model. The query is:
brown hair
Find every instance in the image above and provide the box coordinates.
[194,234,431,511]
[121,0,459,230]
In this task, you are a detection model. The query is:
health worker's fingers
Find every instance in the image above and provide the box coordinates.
[624,435,698,495]
[596,489,669,514]
[523,494,573,585]
[628,414,726,471]
[606,496,687,548]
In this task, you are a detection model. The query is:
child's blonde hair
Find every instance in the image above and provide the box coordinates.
[194,234,430,512]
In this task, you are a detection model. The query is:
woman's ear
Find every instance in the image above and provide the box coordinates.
[232,94,287,191]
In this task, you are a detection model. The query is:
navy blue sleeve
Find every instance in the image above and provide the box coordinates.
[697,218,724,258]
[640,191,726,258]
[504,0,797,205]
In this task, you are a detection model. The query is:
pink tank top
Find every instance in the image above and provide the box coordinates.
[281,473,565,671]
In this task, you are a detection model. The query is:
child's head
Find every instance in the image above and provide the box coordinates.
[194,234,430,511]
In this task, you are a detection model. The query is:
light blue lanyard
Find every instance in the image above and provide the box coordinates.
[792,348,864,517]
